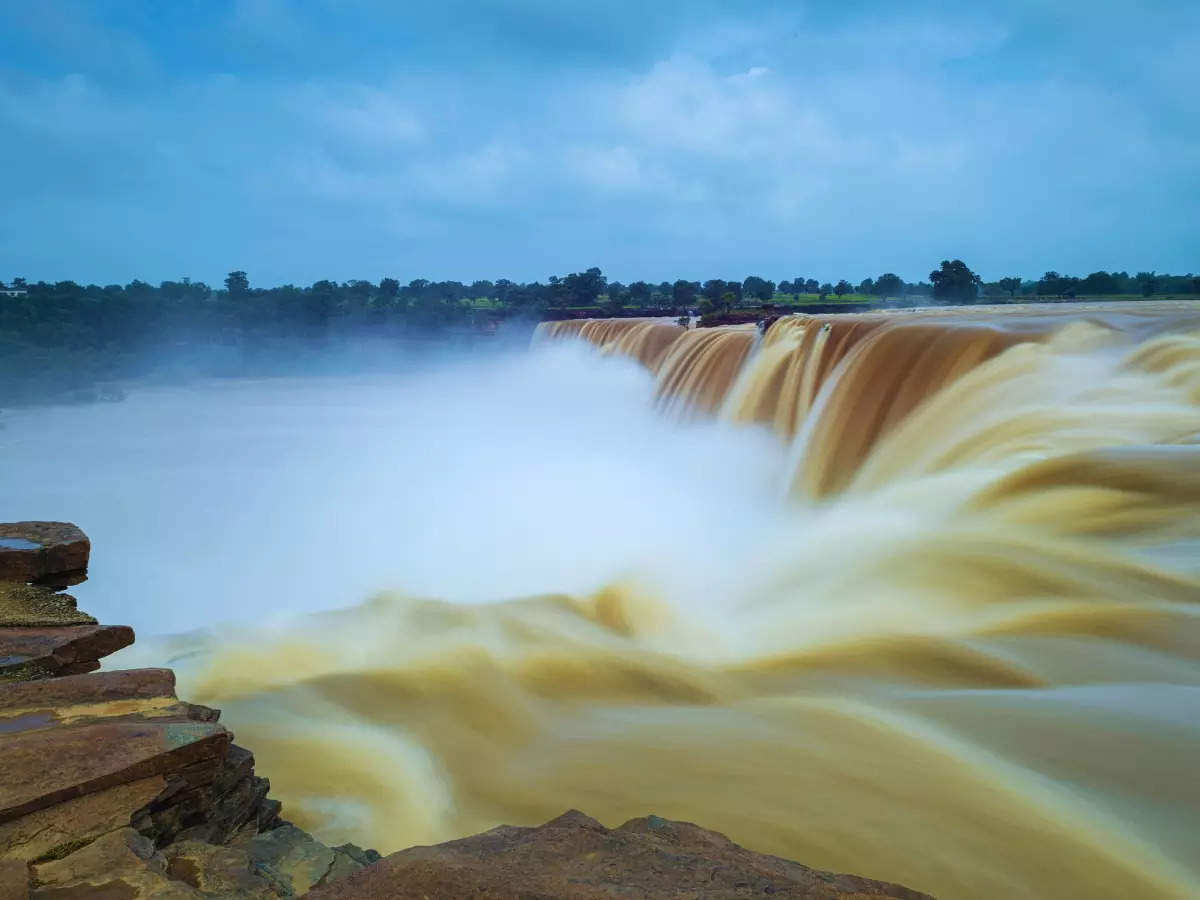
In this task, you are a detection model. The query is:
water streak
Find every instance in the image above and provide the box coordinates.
[135,302,1200,899]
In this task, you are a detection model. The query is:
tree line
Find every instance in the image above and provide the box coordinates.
[1,263,1195,405]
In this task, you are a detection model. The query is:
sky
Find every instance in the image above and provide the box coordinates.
[0,0,1196,287]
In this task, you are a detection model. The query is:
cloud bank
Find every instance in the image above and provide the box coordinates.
[0,0,1195,285]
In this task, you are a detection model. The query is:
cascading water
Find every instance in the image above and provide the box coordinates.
[123,303,1200,900]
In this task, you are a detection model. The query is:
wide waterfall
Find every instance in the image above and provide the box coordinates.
[117,303,1199,900]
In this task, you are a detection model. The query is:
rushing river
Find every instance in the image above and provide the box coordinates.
[4,303,1199,899]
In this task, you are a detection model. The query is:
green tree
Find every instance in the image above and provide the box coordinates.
[1037,272,1062,297]
[1078,271,1117,295]
[720,291,737,312]
[224,271,250,297]
[929,260,981,303]
[834,279,852,297]
[858,277,875,295]
[998,276,1022,297]
[672,279,696,307]
[701,280,727,303]
[563,267,606,306]
[874,273,903,299]
[743,276,775,302]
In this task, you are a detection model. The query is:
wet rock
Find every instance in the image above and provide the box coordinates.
[244,824,341,896]
[0,624,134,681]
[308,810,935,899]
[0,524,89,584]
[0,583,95,629]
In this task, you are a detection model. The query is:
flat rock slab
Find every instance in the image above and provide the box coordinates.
[0,582,95,628]
[0,716,230,824]
[0,523,90,583]
[0,624,134,680]
[0,668,176,713]
[309,810,935,900]
[0,775,168,864]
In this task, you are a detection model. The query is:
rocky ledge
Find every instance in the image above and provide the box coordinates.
[0,523,933,899]
[309,810,932,900]
[1,522,376,898]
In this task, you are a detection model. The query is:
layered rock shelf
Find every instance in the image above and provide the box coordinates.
[0,522,375,898]
[0,522,933,899]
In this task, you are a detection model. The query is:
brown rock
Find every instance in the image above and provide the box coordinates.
[0,524,89,584]
[0,625,134,681]
[135,744,276,849]
[0,776,167,863]
[0,858,28,899]
[162,840,277,898]
[331,845,381,868]
[244,823,339,895]
[309,810,935,900]
[0,669,176,714]
[30,827,201,899]
[0,716,230,824]
[0,583,95,629]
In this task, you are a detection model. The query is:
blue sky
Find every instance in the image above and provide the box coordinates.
[0,0,1196,287]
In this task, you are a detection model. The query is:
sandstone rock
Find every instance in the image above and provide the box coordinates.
[308,810,935,900]
[134,744,279,849]
[0,715,230,823]
[0,524,89,584]
[0,776,167,863]
[162,840,277,898]
[0,624,134,681]
[0,668,176,713]
[0,858,28,899]
[30,827,201,899]
[0,583,95,629]
[330,845,381,868]
[244,824,343,896]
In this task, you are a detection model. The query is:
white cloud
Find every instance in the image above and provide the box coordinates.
[299,83,426,148]
[0,1,1195,283]
[563,145,665,194]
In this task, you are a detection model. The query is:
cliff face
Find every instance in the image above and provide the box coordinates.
[0,522,933,899]
[0,522,375,898]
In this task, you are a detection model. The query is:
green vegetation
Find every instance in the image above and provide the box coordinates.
[1,261,1195,406]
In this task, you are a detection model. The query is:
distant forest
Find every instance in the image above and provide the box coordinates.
[1,261,1197,406]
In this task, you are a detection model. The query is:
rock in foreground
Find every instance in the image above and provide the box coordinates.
[309,810,933,900]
